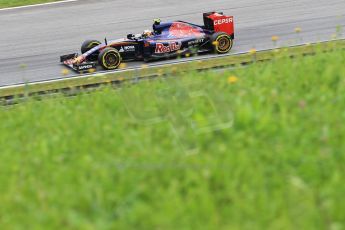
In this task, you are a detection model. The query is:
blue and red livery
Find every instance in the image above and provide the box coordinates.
[60,12,235,72]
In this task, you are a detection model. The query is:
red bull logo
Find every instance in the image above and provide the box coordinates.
[155,42,181,53]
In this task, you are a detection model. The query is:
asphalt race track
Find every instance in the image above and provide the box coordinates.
[0,0,344,86]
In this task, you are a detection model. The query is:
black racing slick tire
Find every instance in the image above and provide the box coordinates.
[210,32,233,54]
[81,40,101,61]
[98,48,122,70]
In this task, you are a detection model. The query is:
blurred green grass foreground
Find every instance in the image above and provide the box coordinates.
[0,48,345,229]
[0,0,60,8]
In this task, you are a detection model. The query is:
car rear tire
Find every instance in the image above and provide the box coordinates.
[98,48,122,70]
[81,40,101,61]
[210,32,233,54]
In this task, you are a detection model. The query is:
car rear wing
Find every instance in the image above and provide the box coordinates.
[203,12,234,38]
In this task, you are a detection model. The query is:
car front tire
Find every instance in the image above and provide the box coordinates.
[98,48,122,70]
[81,40,101,61]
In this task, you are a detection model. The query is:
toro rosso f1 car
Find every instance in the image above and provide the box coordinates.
[60,12,234,72]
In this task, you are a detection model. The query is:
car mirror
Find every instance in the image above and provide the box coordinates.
[127,34,134,39]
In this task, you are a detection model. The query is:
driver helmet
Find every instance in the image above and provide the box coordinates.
[153,18,161,25]
[143,30,153,38]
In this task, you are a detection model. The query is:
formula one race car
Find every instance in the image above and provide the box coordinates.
[60,12,234,72]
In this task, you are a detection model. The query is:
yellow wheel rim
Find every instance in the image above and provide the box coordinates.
[102,50,121,69]
[216,35,232,53]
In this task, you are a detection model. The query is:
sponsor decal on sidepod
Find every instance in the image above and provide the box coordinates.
[155,42,181,53]
[124,46,135,51]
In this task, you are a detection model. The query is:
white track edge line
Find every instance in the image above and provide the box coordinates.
[0,0,78,11]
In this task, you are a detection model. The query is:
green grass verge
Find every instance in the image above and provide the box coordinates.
[0,0,60,8]
[1,49,345,229]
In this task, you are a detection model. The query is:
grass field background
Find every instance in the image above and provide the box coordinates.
[0,0,60,8]
[0,49,344,229]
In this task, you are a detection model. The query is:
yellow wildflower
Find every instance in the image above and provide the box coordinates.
[61,69,69,76]
[157,69,164,76]
[295,27,302,33]
[227,76,238,84]
[271,36,279,42]
[88,68,96,74]
[249,48,257,55]
[119,63,127,69]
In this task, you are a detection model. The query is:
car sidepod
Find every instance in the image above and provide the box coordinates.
[143,21,209,60]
